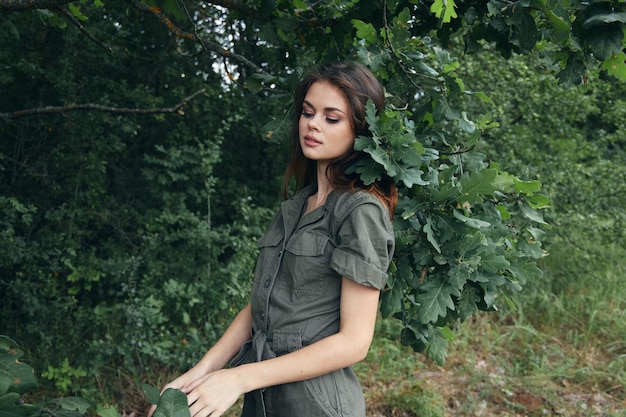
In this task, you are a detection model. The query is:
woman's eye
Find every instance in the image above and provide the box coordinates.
[302,111,313,118]
[326,118,339,124]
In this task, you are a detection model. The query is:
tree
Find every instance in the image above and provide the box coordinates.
[0,0,624,374]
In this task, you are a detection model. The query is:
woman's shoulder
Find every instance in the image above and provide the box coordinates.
[330,189,388,220]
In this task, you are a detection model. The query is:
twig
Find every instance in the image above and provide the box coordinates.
[382,0,442,89]
[54,5,113,52]
[0,89,207,121]
[130,0,270,76]
[0,0,73,11]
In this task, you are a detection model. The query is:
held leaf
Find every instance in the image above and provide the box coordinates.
[153,388,191,417]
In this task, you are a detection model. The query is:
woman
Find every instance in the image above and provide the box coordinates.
[152,62,397,417]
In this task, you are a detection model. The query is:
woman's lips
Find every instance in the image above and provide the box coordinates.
[303,135,321,147]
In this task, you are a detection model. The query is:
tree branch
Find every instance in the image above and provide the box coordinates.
[130,0,270,76]
[0,89,207,121]
[0,0,73,11]
[54,5,113,52]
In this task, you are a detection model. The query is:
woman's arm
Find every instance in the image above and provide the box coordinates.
[147,304,252,417]
[186,303,253,384]
[186,278,380,417]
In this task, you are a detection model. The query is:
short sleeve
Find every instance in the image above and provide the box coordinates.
[329,194,395,290]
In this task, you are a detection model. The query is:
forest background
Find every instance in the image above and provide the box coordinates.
[1,1,625,416]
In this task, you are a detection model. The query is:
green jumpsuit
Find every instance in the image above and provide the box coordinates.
[231,185,395,417]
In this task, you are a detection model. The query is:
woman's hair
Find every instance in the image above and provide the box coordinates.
[281,62,398,218]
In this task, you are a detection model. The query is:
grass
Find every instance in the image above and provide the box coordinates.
[27,244,626,417]
[357,244,626,417]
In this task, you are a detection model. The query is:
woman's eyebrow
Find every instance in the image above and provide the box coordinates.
[303,100,346,114]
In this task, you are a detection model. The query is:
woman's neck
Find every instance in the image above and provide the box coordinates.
[305,164,333,214]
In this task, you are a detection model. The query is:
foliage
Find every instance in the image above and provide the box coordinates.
[457,48,626,281]
[144,386,190,417]
[347,16,549,362]
[0,335,95,417]
[0,4,280,378]
[0,0,624,404]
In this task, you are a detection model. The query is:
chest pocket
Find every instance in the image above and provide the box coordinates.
[252,232,284,297]
[278,231,335,297]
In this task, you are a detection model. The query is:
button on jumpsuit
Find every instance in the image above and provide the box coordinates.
[231,185,395,417]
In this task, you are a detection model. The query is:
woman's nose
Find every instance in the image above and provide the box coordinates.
[307,115,320,130]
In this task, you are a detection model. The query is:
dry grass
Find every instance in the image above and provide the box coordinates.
[358,313,626,417]
[115,310,624,417]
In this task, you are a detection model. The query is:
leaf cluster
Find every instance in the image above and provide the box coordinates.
[1,0,620,384]
[424,0,626,85]
[348,5,552,364]
[0,335,101,417]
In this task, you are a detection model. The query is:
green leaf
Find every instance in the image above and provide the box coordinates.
[513,178,542,194]
[416,279,458,324]
[142,384,162,405]
[162,0,186,22]
[601,51,626,80]
[351,19,378,44]
[447,264,471,290]
[0,336,37,395]
[261,110,292,144]
[527,193,550,209]
[356,45,390,72]
[546,10,571,43]
[432,214,461,244]
[496,205,511,221]
[246,73,281,94]
[367,146,391,170]
[479,253,510,274]
[68,3,88,21]
[393,146,423,167]
[381,262,410,317]
[46,397,92,414]
[457,285,480,322]
[518,202,548,225]
[432,184,461,203]
[391,162,428,187]
[351,159,385,185]
[506,262,543,285]
[453,209,491,229]
[0,402,38,417]
[426,326,451,366]
[465,90,495,106]
[518,239,546,259]
[582,12,626,28]
[400,327,426,352]
[153,388,191,417]
[458,169,498,204]
[96,406,121,417]
[423,220,442,253]
[492,169,517,191]
[293,0,307,9]
[0,393,20,408]
[557,54,585,85]
[387,8,412,46]
[587,25,624,61]
[430,0,458,23]
[517,11,538,51]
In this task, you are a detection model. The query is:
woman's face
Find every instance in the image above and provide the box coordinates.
[299,81,355,168]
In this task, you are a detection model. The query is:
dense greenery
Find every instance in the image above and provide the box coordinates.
[1,0,625,415]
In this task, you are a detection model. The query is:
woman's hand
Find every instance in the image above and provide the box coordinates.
[146,367,210,417]
[187,368,245,417]
[147,304,253,417]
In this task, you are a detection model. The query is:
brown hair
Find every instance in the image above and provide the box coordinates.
[281,62,397,218]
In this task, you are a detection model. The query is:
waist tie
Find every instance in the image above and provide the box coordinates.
[252,329,277,363]
[233,330,277,417]
[249,330,276,417]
